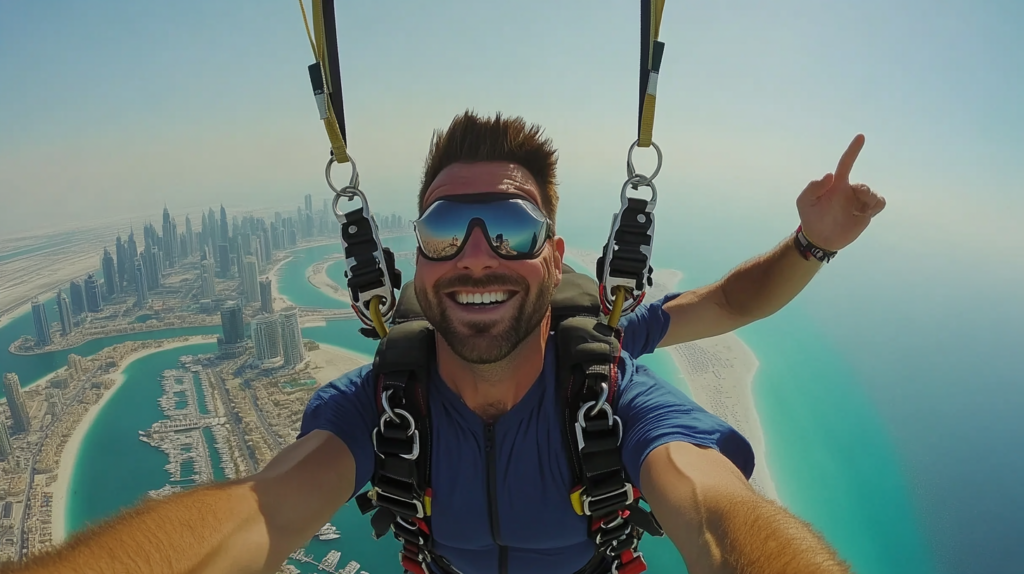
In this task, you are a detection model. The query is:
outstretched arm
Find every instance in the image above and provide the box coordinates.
[1,430,355,574]
[641,441,851,574]
[656,134,886,347]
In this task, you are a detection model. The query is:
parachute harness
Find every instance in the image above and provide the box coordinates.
[600,0,667,330]
[298,0,397,339]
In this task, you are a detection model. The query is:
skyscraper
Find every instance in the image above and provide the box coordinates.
[125,227,138,287]
[162,206,178,268]
[134,257,149,307]
[0,420,11,459]
[69,280,86,315]
[242,256,259,304]
[305,193,313,215]
[220,301,245,345]
[278,307,305,368]
[259,277,274,315]
[251,314,282,363]
[46,389,66,417]
[102,247,118,297]
[84,273,103,313]
[3,373,31,434]
[184,215,195,259]
[56,289,73,337]
[31,299,51,347]
[200,260,216,299]
[115,233,128,289]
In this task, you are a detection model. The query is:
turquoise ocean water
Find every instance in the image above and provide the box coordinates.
[0,218,937,572]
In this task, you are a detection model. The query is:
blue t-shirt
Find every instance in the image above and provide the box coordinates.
[298,293,754,574]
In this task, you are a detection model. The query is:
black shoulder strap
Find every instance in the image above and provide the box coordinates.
[557,317,663,574]
[356,319,452,574]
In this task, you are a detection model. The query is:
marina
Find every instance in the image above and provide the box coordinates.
[141,363,236,496]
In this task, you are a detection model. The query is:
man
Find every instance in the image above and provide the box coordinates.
[4,111,884,574]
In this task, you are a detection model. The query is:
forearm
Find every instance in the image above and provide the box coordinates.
[719,233,821,321]
[4,480,270,574]
[644,443,850,574]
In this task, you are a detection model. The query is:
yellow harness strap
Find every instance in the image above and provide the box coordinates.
[638,0,667,148]
[299,0,350,164]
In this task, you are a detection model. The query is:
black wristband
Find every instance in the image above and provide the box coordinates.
[794,226,837,263]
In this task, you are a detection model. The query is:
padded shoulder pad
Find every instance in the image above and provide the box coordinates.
[393,281,424,324]
[372,319,435,375]
[556,317,619,368]
[550,270,601,320]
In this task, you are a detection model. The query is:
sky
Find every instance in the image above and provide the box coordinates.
[2,1,1024,571]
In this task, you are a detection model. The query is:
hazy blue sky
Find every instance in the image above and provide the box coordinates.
[2,0,1021,254]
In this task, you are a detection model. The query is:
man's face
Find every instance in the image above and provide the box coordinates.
[414,161,564,365]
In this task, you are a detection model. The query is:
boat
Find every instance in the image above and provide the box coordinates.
[316,523,341,541]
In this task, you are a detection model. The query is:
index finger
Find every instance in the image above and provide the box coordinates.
[835,134,866,181]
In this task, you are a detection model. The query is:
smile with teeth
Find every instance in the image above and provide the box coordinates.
[452,291,511,306]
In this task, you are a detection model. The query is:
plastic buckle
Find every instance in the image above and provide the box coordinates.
[582,483,635,516]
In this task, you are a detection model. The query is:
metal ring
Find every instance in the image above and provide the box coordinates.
[626,139,662,183]
[589,382,609,417]
[381,389,400,424]
[325,154,360,197]
[332,185,371,222]
[379,406,416,438]
[619,175,658,210]
[578,399,614,429]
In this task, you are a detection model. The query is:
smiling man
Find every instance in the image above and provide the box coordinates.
[6,111,882,574]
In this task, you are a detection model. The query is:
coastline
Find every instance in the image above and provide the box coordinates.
[266,255,297,310]
[306,259,350,304]
[49,335,218,544]
[0,300,30,330]
[667,335,779,501]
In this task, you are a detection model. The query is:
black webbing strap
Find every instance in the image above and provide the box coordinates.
[597,197,655,296]
[558,317,663,574]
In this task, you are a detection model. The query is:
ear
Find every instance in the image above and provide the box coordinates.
[552,236,565,287]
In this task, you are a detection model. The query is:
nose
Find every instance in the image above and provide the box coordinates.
[454,227,499,273]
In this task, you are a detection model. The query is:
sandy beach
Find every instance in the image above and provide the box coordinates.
[49,335,218,544]
[266,255,297,310]
[0,301,30,331]
[667,335,778,501]
[306,258,350,304]
[306,342,372,386]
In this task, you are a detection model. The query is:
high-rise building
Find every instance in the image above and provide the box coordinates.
[162,206,179,268]
[220,301,245,345]
[200,260,216,299]
[278,307,305,368]
[3,373,31,434]
[251,314,282,363]
[184,215,195,259]
[305,193,314,215]
[46,389,66,417]
[84,273,103,313]
[0,420,11,459]
[242,257,260,304]
[56,289,73,337]
[115,233,128,289]
[67,354,85,379]
[218,243,231,278]
[134,257,150,307]
[125,227,138,287]
[102,247,118,297]
[259,277,274,315]
[69,280,86,315]
[31,299,51,347]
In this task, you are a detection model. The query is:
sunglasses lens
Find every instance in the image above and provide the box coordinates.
[414,197,550,260]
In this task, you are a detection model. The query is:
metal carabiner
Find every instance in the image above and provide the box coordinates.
[325,154,360,199]
[625,139,663,187]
